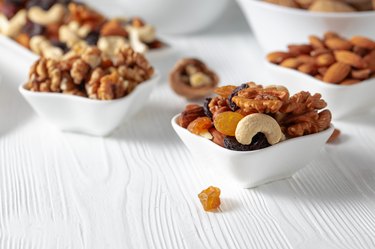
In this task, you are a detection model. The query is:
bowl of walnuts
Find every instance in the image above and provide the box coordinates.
[172,82,334,188]
[236,0,375,52]
[19,46,159,136]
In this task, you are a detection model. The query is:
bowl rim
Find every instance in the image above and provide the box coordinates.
[240,0,375,17]
[171,114,334,154]
[19,71,160,104]
[265,61,375,90]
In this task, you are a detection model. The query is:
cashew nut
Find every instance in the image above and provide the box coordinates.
[235,113,283,145]
[59,25,81,47]
[97,36,129,57]
[137,24,156,43]
[0,10,27,38]
[28,4,66,25]
[189,72,212,88]
[29,35,63,59]
[127,27,148,53]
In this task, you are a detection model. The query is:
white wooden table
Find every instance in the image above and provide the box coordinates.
[1,3,375,249]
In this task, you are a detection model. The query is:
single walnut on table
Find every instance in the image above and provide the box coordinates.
[169,58,219,99]
[25,46,154,100]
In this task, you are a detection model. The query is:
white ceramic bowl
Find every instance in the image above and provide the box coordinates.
[265,62,375,119]
[236,0,375,52]
[19,73,160,136]
[86,0,230,34]
[171,114,334,188]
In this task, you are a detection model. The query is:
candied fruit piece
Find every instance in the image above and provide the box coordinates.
[187,117,212,136]
[224,133,270,151]
[198,186,221,212]
[213,111,243,136]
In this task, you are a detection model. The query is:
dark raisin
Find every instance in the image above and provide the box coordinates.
[0,2,20,19]
[51,40,69,53]
[22,21,45,37]
[4,0,24,7]
[85,30,100,45]
[223,133,271,151]
[26,0,56,10]
[228,83,249,111]
[203,98,212,118]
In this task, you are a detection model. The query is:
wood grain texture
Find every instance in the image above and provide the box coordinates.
[1,4,375,249]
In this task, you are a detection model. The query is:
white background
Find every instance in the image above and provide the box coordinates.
[1,2,375,249]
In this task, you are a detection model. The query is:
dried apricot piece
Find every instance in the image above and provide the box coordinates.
[198,186,221,212]
[214,111,243,136]
[187,117,212,136]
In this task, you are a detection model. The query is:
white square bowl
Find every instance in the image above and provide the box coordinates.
[265,62,375,119]
[236,0,375,52]
[19,72,160,136]
[171,114,334,188]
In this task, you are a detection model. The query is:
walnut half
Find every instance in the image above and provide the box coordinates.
[169,58,219,99]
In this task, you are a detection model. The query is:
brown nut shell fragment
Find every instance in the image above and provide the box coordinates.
[169,58,219,99]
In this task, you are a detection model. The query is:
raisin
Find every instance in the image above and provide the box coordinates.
[198,186,221,212]
[4,0,24,7]
[224,133,270,151]
[51,40,69,53]
[203,97,212,118]
[213,111,243,136]
[228,83,249,111]
[22,21,45,37]
[0,2,20,19]
[85,30,100,45]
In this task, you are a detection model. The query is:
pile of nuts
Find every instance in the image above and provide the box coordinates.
[0,0,164,60]
[178,82,332,151]
[267,32,375,85]
[169,58,219,99]
[265,0,375,12]
[25,46,154,100]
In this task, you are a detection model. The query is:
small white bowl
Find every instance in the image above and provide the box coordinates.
[171,114,334,188]
[19,73,160,136]
[236,0,375,52]
[265,62,375,119]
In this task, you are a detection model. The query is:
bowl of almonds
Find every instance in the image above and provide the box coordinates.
[266,32,375,119]
[171,82,334,188]
[236,0,375,52]
[19,46,159,136]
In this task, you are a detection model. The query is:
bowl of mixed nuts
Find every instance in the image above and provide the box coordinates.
[236,0,375,52]
[0,0,166,63]
[19,46,159,136]
[171,82,334,188]
[266,32,375,119]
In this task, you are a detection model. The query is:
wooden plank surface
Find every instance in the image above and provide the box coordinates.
[1,4,375,249]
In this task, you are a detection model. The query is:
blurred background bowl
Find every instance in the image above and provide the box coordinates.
[236,0,375,52]
[85,0,230,34]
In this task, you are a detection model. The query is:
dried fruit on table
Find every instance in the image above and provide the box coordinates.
[198,186,221,212]
[213,111,243,136]
[187,117,213,138]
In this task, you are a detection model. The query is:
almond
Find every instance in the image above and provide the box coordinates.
[297,54,316,64]
[324,32,340,41]
[298,63,317,75]
[318,66,328,75]
[350,36,375,49]
[265,0,299,8]
[353,46,369,57]
[316,53,335,67]
[363,50,375,71]
[351,69,371,79]
[310,48,331,57]
[309,35,325,48]
[288,44,313,55]
[334,50,367,68]
[266,51,292,64]
[309,0,356,12]
[327,128,340,143]
[323,62,351,83]
[340,79,360,85]
[280,58,302,69]
[325,38,353,50]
